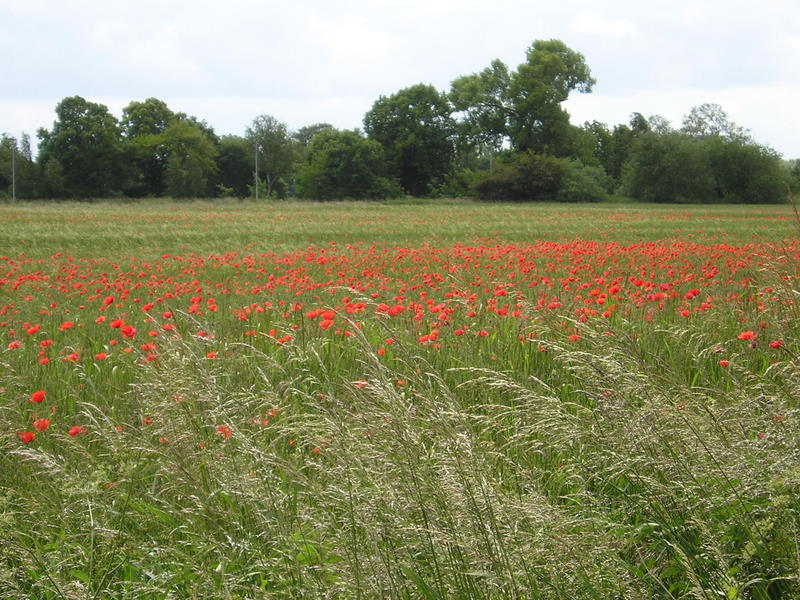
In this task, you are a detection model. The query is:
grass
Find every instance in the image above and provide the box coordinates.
[0,199,799,599]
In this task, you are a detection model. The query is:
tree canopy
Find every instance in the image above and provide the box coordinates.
[246,115,296,198]
[37,96,125,198]
[450,39,595,155]
[296,129,400,200]
[3,40,792,203]
[364,83,455,196]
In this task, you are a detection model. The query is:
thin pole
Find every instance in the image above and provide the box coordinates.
[11,139,16,202]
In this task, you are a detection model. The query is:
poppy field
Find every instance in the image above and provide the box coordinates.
[1,200,800,599]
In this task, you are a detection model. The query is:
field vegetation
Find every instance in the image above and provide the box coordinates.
[1,200,799,599]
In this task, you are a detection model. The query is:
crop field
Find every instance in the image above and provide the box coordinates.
[1,200,799,599]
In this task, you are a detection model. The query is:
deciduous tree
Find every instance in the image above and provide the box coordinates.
[296,129,399,200]
[450,40,595,155]
[364,84,455,196]
[216,135,252,197]
[246,115,296,198]
[160,119,218,198]
[37,96,125,197]
[121,98,176,196]
[0,134,36,198]
[681,103,751,142]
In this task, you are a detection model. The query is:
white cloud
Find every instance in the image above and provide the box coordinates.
[87,21,207,85]
[0,0,50,16]
[569,11,638,37]
[0,100,56,140]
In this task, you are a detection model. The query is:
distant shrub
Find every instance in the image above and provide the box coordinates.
[623,132,790,203]
[472,152,565,201]
[705,137,788,203]
[427,168,478,198]
[557,160,612,202]
[622,133,716,203]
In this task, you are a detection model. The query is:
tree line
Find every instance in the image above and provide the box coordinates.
[1,39,797,203]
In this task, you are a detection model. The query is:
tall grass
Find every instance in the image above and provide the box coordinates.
[0,200,798,598]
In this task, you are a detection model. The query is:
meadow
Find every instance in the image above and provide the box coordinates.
[1,200,799,599]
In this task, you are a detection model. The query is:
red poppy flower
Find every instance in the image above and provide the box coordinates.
[68,426,87,437]
[33,418,50,432]
[30,390,46,403]
[17,431,35,443]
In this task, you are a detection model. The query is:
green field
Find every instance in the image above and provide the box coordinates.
[1,200,799,599]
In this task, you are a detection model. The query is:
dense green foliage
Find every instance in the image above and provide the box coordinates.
[1,42,794,202]
[450,40,595,155]
[0,134,35,198]
[364,83,455,196]
[246,115,296,198]
[472,152,566,201]
[296,129,401,199]
[623,131,789,204]
[36,96,126,197]
[216,135,253,198]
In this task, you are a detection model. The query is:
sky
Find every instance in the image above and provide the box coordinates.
[1,0,799,158]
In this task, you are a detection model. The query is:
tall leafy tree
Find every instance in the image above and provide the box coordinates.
[364,84,455,196]
[450,59,511,155]
[296,129,399,200]
[121,98,176,196]
[450,39,595,155]
[681,103,751,142]
[0,134,36,198]
[293,123,335,149]
[623,132,716,203]
[38,158,67,199]
[704,137,787,203]
[292,123,336,176]
[246,115,296,198]
[216,135,253,197]
[160,119,218,198]
[121,98,174,138]
[601,113,655,183]
[37,96,125,197]
[582,121,613,169]
[790,159,800,192]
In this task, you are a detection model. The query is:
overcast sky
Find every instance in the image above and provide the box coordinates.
[2,0,799,158]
